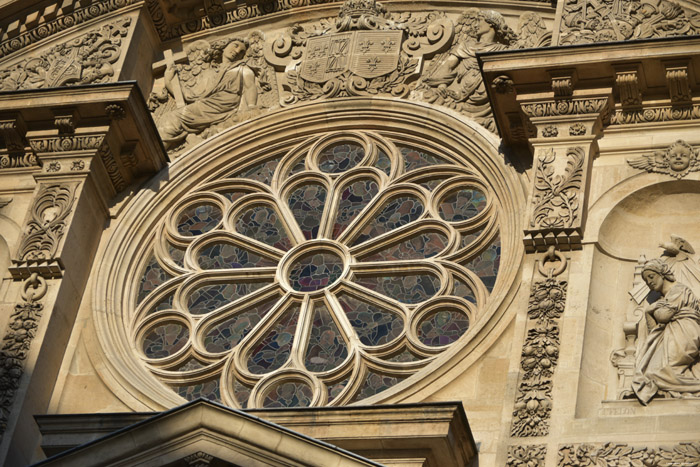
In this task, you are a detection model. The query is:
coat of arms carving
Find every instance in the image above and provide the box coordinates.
[264,0,453,103]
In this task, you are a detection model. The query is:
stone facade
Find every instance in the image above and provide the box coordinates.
[0,0,699,465]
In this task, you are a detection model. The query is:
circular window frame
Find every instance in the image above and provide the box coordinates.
[91,98,526,410]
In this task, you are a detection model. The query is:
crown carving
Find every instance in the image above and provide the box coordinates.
[339,0,385,18]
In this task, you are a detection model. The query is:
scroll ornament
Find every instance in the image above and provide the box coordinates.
[0,19,131,91]
[559,442,700,467]
[627,140,700,179]
[15,184,77,262]
[531,147,585,230]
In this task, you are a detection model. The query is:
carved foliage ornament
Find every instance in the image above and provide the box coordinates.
[512,249,567,437]
[560,0,700,45]
[531,147,584,230]
[627,140,700,179]
[0,19,131,91]
[16,184,77,263]
[558,442,700,467]
[0,274,47,438]
[507,445,547,467]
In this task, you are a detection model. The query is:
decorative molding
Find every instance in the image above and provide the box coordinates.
[627,139,700,179]
[0,19,131,91]
[0,0,136,61]
[665,65,692,104]
[512,248,567,438]
[184,451,214,467]
[507,444,547,467]
[45,161,61,173]
[71,160,86,171]
[492,75,515,95]
[521,98,608,119]
[541,125,558,138]
[559,0,700,45]
[29,134,105,154]
[53,110,78,135]
[98,142,127,193]
[611,103,700,125]
[568,123,586,136]
[105,103,126,121]
[11,184,78,279]
[0,197,12,209]
[0,113,35,169]
[0,273,47,439]
[531,147,584,230]
[558,442,700,467]
[550,72,575,97]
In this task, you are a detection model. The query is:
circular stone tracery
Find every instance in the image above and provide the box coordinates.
[132,129,503,409]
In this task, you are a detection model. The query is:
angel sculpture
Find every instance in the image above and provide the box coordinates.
[627,140,700,179]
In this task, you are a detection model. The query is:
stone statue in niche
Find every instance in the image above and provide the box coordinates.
[631,258,700,404]
[627,140,700,179]
[150,32,274,151]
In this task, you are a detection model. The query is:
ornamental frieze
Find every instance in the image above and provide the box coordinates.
[559,442,700,467]
[0,19,131,91]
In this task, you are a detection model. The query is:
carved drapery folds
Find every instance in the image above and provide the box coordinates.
[511,248,567,438]
[0,19,131,91]
[627,139,700,179]
[10,184,77,279]
[558,442,700,467]
[0,274,47,439]
[559,0,700,45]
[612,237,700,404]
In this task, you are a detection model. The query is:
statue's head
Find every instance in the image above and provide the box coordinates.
[666,140,694,173]
[478,9,517,45]
[222,38,248,62]
[642,259,675,292]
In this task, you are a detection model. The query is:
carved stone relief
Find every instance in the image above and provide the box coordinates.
[559,0,700,45]
[627,140,700,179]
[558,442,700,467]
[531,147,585,230]
[411,8,550,132]
[612,239,700,405]
[0,19,131,91]
[507,445,547,467]
[512,248,568,437]
[0,113,35,169]
[149,31,276,152]
[0,0,135,61]
[14,184,77,271]
[0,273,47,439]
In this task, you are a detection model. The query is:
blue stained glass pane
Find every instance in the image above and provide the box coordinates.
[176,203,222,236]
[354,273,440,304]
[262,381,314,408]
[318,142,365,173]
[399,146,449,172]
[352,196,424,245]
[233,157,281,184]
[235,205,293,251]
[197,242,277,269]
[288,252,344,292]
[203,296,279,353]
[304,303,348,372]
[288,183,327,240]
[337,294,402,346]
[464,235,501,292]
[439,188,487,222]
[361,232,448,262]
[138,255,172,303]
[351,370,406,402]
[247,305,300,374]
[142,322,188,359]
[333,179,380,239]
[174,378,221,402]
[417,310,470,347]
[187,281,270,315]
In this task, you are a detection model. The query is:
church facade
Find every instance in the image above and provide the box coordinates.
[0,0,699,465]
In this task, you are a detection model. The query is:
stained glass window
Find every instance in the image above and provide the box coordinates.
[134,130,502,409]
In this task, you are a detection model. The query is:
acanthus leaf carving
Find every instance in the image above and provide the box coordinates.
[558,442,700,467]
[507,444,547,467]
[531,147,585,230]
[627,139,700,179]
[0,19,131,92]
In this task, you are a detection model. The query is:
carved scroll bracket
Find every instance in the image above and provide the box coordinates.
[519,92,611,252]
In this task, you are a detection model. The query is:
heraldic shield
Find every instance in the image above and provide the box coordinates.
[300,30,403,83]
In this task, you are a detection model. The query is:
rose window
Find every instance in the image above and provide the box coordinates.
[134,130,501,408]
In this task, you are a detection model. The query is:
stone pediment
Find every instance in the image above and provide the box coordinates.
[33,399,382,467]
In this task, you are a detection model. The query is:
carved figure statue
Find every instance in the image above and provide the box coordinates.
[631,258,700,404]
[416,9,517,132]
[156,38,260,150]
